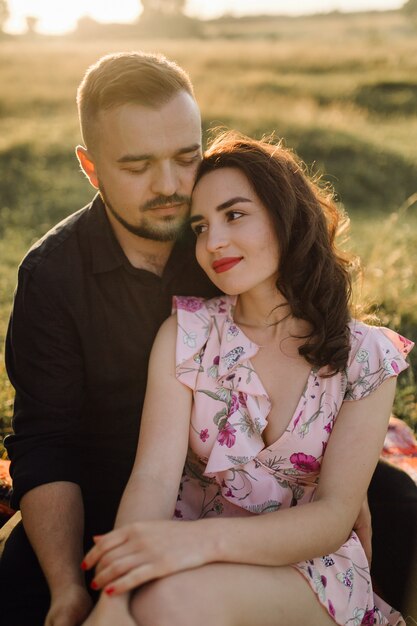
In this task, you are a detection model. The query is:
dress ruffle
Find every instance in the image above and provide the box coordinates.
[174,295,271,474]
[345,322,414,401]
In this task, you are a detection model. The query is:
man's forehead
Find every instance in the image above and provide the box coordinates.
[97,98,202,159]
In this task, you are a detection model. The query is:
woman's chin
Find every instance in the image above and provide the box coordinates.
[209,280,241,297]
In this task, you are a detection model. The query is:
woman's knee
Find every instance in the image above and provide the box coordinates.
[131,571,223,626]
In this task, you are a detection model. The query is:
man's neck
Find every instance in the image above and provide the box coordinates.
[108,213,174,276]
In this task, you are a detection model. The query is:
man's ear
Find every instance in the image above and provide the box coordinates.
[76,145,99,189]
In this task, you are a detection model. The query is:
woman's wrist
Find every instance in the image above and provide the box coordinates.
[97,590,130,608]
[196,518,232,564]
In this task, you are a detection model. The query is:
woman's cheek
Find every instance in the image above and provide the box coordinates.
[195,239,209,272]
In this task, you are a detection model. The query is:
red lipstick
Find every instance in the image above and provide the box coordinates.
[212,257,242,273]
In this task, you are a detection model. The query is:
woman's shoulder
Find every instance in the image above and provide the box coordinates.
[348,319,413,364]
[344,319,413,401]
[172,295,231,363]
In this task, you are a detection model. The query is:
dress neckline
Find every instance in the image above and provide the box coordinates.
[220,295,316,451]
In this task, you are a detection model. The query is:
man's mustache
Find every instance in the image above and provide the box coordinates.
[142,194,191,211]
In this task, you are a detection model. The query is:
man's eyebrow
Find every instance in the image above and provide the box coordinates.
[176,143,201,156]
[116,143,201,164]
[189,197,252,224]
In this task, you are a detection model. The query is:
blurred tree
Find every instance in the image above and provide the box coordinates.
[0,0,9,32]
[403,0,417,14]
[25,15,39,35]
[141,0,186,17]
[138,0,200,37]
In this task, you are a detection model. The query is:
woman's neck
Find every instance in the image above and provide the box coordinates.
[232,287,310,351]
[233,286,291,333]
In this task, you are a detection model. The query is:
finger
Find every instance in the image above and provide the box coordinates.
[82,529,128,570]
[92,553,148,590]
[95,543,137,576]
[103,562,157,596]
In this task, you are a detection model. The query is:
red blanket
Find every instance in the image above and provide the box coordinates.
[381,416,417,484]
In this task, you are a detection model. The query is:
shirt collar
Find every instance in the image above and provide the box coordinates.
[86,194,126,275]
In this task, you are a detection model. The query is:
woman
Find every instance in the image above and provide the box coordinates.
[82,132,412,625]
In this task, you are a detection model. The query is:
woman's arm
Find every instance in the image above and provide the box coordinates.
[82,314,194,577]
[117,313,192,526]
[85,374,396,595]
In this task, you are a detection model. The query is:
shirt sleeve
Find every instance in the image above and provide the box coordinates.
[344,323,414,402]
[5,266,85,508]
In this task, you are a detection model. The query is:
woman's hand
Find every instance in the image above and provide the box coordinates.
[82,520,210,595]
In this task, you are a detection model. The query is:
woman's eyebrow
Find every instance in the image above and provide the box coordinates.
[216,196,252,211]
[189,197,252,224]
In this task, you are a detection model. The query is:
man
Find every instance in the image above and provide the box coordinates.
[0,51,218,626]
[0,50,415,626]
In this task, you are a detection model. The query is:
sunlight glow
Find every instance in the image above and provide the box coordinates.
[5,0,141,34]
[4,0,405,34]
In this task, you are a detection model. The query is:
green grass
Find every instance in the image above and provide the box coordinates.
[1,11,417,455]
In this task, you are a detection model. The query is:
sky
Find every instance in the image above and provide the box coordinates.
[5,0,405,35]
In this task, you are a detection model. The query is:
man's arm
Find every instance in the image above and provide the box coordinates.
[21,483,93,626]
[6,266,90,625]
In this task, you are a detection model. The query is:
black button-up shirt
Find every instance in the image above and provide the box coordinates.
[5,195,218,537]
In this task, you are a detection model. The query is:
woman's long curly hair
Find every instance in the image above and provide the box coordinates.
[194,131,355,374]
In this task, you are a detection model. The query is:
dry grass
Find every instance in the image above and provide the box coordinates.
[0,12,416,455]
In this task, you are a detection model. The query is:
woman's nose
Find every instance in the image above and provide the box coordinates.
[205,225,229,252]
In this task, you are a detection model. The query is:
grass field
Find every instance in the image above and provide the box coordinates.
[1,10,417,455]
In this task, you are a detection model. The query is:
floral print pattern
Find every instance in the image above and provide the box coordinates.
[172,295,412,625]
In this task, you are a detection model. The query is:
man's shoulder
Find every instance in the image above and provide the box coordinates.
[20,201,93,275]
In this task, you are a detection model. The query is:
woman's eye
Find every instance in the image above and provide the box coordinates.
[192,224,207,236]
[226,210,244,221]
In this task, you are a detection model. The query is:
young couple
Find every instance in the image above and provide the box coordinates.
[1,52,413,626]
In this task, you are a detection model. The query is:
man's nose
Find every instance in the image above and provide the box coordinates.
[151,162,178,197]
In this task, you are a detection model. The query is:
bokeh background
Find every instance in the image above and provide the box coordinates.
[1,0,417,457]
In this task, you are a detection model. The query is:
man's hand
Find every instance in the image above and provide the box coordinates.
[353,497,372,566]
[45,584,93,626]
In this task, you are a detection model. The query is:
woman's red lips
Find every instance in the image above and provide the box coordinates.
[212,257,242,273]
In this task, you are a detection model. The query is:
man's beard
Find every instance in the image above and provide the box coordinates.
[99,183,190,242]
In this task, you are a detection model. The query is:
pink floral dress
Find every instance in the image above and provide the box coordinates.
[172,295,414,626]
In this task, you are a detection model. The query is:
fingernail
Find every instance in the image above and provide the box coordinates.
[105,586,115,596]
[81,560,88,570]
[90,580,99,590]
[93,535,103,542]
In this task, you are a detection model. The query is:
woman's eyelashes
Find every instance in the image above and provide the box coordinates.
[191,210,245,236]
[226,209,245,222]
[191,222,207,236]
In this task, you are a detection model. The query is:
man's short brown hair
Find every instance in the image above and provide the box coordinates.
[77,51,195,151]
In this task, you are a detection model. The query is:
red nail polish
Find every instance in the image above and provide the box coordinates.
[90,580,99,590]
[105,586,115,596]
[81,560,87,571]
